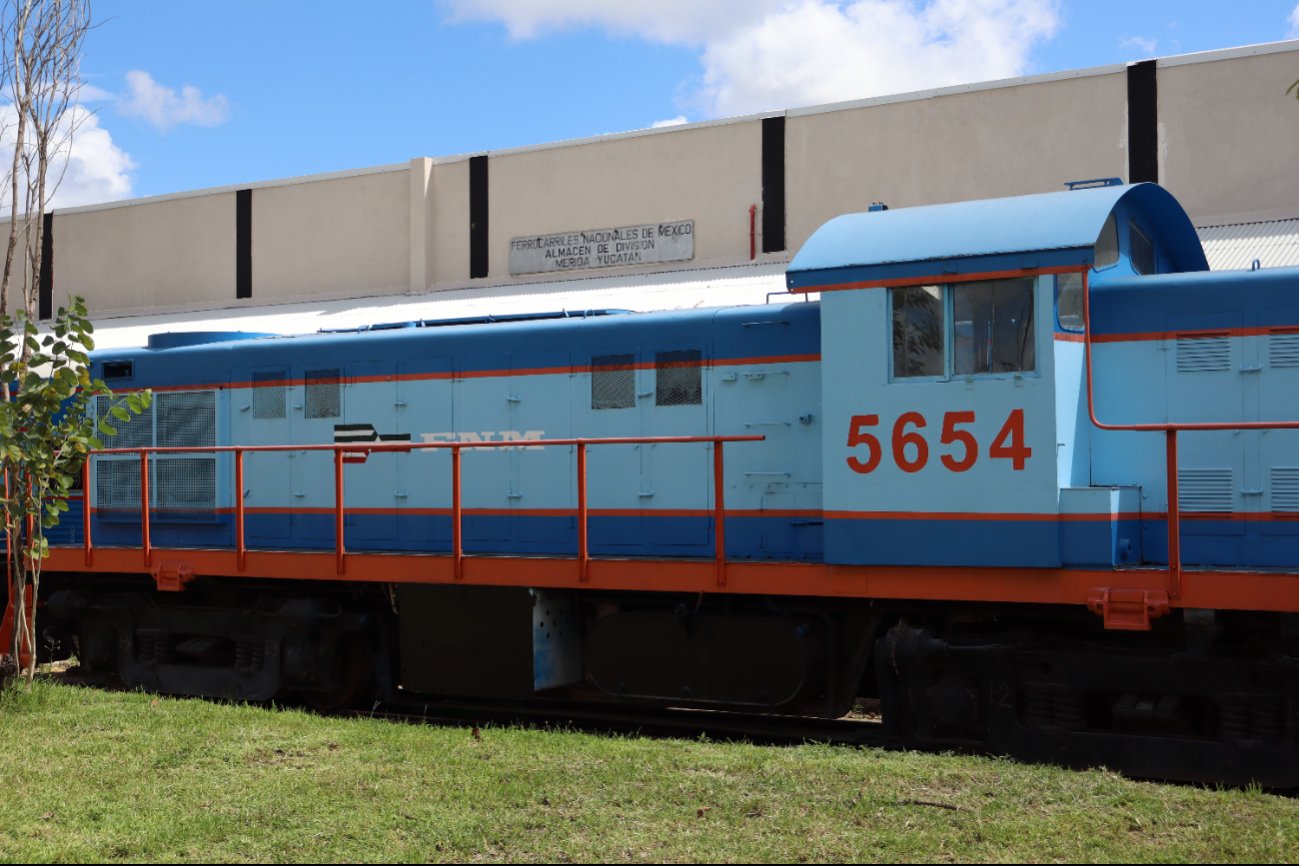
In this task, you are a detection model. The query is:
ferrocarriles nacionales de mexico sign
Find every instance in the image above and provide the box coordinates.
[510,220,694,275]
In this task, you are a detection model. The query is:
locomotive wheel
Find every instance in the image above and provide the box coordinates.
[303,632,375,711]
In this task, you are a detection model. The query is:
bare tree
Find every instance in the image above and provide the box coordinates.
[0,0,90,320]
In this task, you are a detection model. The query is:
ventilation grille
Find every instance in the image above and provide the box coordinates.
[591,354,634,410]
[1178,468,1234,513]
[253,370,287,419]
[1176,334,1230,373]
[97,397,152,449]
[656,350,702,406]
[1272,467,1299,513]
[94,390,218,519]
[156,390,216,447]
[156,457,217,513]
[95,460,141,514]
[1269,331,1299,368]
[305,370,341,419]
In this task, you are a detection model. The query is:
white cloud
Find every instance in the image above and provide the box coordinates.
[1289,3,1299,38]
[651,115,689,128]
[0,104,135,209]
[118,69,230,132]
[448,0,1062,118]
[1120,35,1157,55]
[698,0,1061,116]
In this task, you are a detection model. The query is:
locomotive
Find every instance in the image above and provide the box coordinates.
[18,181,1299,785]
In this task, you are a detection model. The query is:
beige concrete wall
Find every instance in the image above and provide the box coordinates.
[252,168,409,300]
[427,158,471,288]
[786,71,1129,252]
[485,121,763,280]
[46,42,1299,319]
[1159,50,1299,221]
[56,192,236,315]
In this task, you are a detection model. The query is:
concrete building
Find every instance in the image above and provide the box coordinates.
[32,39,1299,342]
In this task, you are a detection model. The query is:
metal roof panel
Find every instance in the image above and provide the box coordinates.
[787,183,1208,290]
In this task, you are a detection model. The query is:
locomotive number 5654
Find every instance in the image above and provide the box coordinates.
[845,409,1031,474]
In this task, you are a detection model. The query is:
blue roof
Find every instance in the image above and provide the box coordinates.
[786,183,1209,291]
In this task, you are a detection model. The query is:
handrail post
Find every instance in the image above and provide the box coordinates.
[334,449,346,575]
[82,459,92,567]
[139,451,151,567]
[235,449,246,572]
[577,442,588,583]
[452,445,463,581]
[1166,429,1181,600]
[714,440,727,588]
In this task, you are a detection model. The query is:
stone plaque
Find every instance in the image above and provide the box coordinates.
[510,220,694,275]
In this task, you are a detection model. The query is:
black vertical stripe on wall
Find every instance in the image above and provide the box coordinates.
[1127,60,1159,184]
[469,155,489,279]
[236,189,252,299]
[761,116,786,253]
[38,212,52,319]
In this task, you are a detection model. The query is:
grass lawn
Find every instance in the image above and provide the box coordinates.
[0,679,1294,863]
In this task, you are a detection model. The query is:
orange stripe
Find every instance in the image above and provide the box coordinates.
[93,507,1299,523]
[214,506,823,519]
[1091,325,1298,344]
[827,510,1084,522]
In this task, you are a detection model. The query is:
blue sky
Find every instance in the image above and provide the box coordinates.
[37,0,1299,205]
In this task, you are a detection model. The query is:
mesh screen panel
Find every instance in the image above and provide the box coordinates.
[95,459,142,513]
[97,397,152,449]
[591,355,634,410]
[305,369,341,419]
[157,390,216,447]
[252,370,287,419]
[655,350,702,406]
[156,456,217,512]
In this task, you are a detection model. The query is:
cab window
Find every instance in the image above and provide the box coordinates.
[1094,214,1119,269]
[891,285,945,378]
[1055,272,1084,332]
[891,278,1035,379]
[1129,221,1155,275]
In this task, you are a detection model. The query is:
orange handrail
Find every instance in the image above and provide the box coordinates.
[79,434,764,584]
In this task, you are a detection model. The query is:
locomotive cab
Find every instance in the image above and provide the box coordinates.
[789,183,1211,570]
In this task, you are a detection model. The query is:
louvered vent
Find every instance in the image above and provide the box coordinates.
[1269,331,1299,368]
[1271,467,1299,513]
[1176,334,1230,373]
[1178,468,1234,513]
